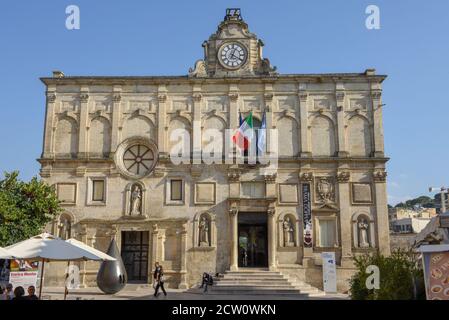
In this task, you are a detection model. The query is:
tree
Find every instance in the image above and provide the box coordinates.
[349,249,425,300]
[0,171,61,247]
[394,196,434,209]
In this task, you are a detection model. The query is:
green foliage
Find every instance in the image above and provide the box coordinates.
[394,196,434,209]
[0,171,61,247]
[349,249,425,300]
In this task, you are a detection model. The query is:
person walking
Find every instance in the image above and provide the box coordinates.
[153,262,167,297]
[199,272,213,293]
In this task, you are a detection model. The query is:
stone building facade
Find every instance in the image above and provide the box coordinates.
[39,9,390,291]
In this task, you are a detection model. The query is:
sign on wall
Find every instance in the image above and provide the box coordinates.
[302,183,313,247]
[322,252,337,293]
[422,250,449,300]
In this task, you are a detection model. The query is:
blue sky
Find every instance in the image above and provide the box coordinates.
[0,0,448,205]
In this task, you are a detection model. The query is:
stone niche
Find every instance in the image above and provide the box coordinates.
[194,182,216,205]
[351,183,372,204]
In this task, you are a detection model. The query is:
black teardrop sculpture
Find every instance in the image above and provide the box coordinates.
[97,238,127,294]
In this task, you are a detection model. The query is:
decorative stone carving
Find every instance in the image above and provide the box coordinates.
[112,93,121,102]
[371,90,382,100]
[192,93,202,102]
[228,170,240,182]
[80,93,89,103]
[336,91,345,101]
[47,93,56,103]
[267,207,276,216]
[158,94,167,103]
[259,58,277,76]
[263,173,277,184]
[300,172,313,182]
[298,92,308,101]
[198,216,210,246]
[188,60,207,78]
[336,171,350,183]
[358,218,370,248]
[228,93,239,102]
[129,184,142,216]
[283,216,295,247]
[264,93,274,101]
[373,170,387,182]
[316,177,335,204]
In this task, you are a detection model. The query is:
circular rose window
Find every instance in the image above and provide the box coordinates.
[123,145,154,176]
[115,138,158,179]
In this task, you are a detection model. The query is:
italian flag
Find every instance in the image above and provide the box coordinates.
[232,112,254,150]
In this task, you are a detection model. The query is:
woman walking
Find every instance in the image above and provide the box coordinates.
[153,262,167,297]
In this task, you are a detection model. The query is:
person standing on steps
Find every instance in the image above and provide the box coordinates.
[153,262,167,297]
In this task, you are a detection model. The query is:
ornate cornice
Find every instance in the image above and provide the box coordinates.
[264,173,277,184]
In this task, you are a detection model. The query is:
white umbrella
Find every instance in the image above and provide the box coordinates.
[6,233,115,298]
[65,238,115,261]
[0,247,14,259]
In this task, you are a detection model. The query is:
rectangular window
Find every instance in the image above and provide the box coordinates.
[92,180,105,202]
[319,219,336,247]
[241,182,265,198]
[170,180,183,201]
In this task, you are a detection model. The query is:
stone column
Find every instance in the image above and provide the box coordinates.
[373,170,390,254]
[337,170,352,266]
[298,88,310,157]
[157,85,167,156]
[229,205,239,271]
[267,207,277,270]
[371,90,384,157]
[77,90,89,158]
[178,223,188,289]
[336,89,348,157]
[110,87,122,156]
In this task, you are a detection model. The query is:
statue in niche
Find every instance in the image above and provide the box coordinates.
[358,218,370,248]
[58,216,71,240]
[130,185,142,215]
[283,217,295,247]
[198,216,210,246]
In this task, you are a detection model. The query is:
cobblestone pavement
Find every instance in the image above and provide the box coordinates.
[40,285,349,300]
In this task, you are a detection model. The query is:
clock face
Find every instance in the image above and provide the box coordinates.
[218,43,247,69]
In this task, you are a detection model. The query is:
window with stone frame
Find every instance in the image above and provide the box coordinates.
[317,218,337,248]
[170,179,183,201]
[92,179,105,202]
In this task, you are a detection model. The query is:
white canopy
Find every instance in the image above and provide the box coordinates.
[417,244,449,253]
[66,238,115,261]
[0,247,14,259]
[6,233,112,262]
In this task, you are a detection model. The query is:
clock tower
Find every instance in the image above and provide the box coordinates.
[189,8,277,78]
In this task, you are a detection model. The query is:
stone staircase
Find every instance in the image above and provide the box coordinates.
[206,269,325,297]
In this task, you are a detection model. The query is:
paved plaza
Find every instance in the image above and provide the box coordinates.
[40,284,348,300]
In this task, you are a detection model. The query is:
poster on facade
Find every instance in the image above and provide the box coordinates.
[302,183,312,247]
[321,252,337,293]
[0,259,10,287]
[9,259,39,289]
[422,250,449,300]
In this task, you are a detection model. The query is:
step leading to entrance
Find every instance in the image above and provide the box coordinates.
[206,269,325,297]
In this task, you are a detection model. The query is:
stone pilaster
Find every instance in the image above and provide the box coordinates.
[178,223,188,289]
[229,204,239,271]
[298,87,310,157]
[150,224,159,284]
[157,85,168,156]
[267,206,277,270]
[110,86,122,156]
[337,170,352,266]
[336,86,348,157]
[77,89,90,158]
[192,85,202,164]
[371,90,384,157]
[373,169,390,254]
[43,89,56,158]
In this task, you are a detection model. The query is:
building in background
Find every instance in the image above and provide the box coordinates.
[38,9,390,292]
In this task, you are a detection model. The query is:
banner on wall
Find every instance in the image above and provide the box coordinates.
[322,252,337,293]
[420,245,449,300]
[9,259,39,289]
[302,183,312,247]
